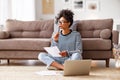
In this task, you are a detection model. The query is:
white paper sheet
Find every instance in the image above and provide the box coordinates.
[35,71,63,76]
[44,46,61,57]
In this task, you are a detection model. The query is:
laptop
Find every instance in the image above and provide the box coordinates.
[63,60,91,76]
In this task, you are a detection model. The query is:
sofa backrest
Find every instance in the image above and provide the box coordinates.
[76,19,113,38]
[5,19,54,38]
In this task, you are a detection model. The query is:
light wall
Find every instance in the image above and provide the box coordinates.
[35,0,120,20]
[35,0,54,20]
[35,0,120,30]
[54,0,120,20]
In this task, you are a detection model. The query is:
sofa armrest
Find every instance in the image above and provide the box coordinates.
[112,30,119,44]
[0,31,10,39]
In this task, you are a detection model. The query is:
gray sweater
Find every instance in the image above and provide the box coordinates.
[51,30,83,56]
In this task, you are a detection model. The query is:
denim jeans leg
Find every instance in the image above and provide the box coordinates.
[38,52,55,67]
[69,53,82,60]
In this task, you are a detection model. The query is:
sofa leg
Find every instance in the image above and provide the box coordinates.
[106,59,109,67]
[7,59,10,64]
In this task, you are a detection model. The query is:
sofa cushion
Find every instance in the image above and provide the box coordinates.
[82,38,111,50]
[0,38,51,51]
[5,19,54,38]
[100,29,111,39]
[0,31,9,39]
[93,30,101,38]
[77,19,113,38]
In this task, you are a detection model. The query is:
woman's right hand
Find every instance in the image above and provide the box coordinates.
[59,51,68,57]
[53,32,59,42]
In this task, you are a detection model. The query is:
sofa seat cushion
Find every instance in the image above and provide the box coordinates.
[82,38,111,50]
[0,38,51,51]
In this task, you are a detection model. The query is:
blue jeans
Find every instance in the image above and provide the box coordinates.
[38,52,82,68]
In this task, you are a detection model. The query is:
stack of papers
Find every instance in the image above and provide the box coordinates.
[36,71,63,76]
[44,46,61,57]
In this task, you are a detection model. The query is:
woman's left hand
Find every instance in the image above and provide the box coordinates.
[59,51,68,57]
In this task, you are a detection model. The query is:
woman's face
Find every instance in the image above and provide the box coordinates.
[58,17,70,30]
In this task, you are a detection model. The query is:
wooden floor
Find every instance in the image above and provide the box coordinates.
[0,58,116,68]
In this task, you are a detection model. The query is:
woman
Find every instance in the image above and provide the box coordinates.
[38,9,82,70]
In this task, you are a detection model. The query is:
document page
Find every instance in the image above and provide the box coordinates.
[35,71,63,76]
[44,46,61,57]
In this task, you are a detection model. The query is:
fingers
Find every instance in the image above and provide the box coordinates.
[59,51,68,57]
[54,33,59,38]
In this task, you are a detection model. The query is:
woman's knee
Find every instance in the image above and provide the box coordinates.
[38,52,47,60]
[71,53,82,60]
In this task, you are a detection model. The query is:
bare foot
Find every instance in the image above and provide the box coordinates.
[50,61,64,70]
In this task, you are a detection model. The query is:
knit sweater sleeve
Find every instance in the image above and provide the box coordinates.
[50,38,58,47]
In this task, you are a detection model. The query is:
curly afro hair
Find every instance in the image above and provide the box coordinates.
[55,9,74,27]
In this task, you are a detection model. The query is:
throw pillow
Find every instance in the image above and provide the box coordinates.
[70,20,79,31]
[100,29,111,39]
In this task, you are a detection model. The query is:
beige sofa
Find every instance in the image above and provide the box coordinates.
[0,19,54,63]
[0,19,119,67]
